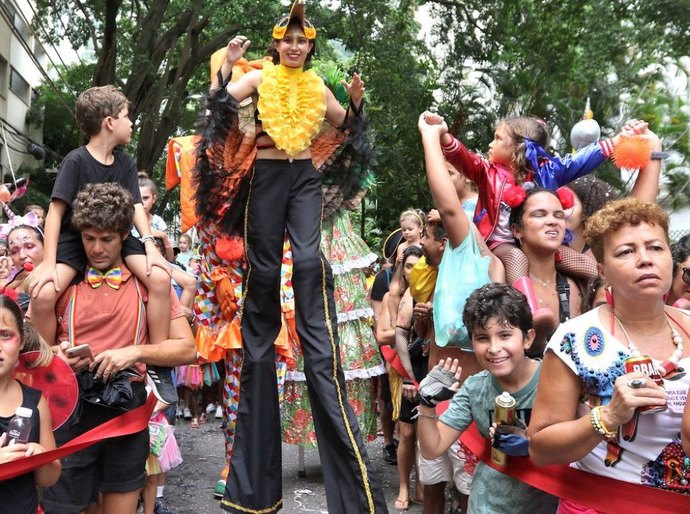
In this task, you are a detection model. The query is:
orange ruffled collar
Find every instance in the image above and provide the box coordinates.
[257,62,326,156]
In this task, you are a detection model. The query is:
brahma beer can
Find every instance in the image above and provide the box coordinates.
[491,392,516,466]
[624,354,666,414]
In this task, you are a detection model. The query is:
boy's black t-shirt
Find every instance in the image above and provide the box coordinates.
[51,146,142,235]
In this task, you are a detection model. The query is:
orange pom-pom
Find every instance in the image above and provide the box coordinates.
[215,236,244,262]
[612,135,651,170]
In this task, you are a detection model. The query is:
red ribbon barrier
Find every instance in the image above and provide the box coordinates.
[0,394,156,481]
[459,422,689,513]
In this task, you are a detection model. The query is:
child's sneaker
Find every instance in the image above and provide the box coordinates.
[213,479,226,499]
[183,408,192,420]
[215,405,223,419]
[147,366,179,405]
[206,403,216,414]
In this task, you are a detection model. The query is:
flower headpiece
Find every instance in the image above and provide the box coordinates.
[502,184,575,211]
[273,0,317,40]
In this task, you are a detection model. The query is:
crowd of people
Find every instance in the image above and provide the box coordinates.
[2,1,690,514]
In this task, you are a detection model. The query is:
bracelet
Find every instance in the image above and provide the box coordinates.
[140,235,156,244]
[590,406,616,440]
[416,411,438,420]
[650,151,668,160]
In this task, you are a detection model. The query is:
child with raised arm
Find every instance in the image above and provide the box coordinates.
[416,283,558,513]
[420,112,636,328]
[27,86,174,401]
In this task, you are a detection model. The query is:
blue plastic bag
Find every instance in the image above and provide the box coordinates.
[433,229,491,350]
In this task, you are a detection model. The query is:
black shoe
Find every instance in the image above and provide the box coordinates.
[383,443,397,465]
[154,498,173,514]
[147,366,179,405]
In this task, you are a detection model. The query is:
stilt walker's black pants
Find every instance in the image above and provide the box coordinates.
[222,159,388,514]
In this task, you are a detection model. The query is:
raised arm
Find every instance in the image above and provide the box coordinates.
[324,73,365,127]
[210,36,261,103]
[419,112,470,250]
[629,127,662,202]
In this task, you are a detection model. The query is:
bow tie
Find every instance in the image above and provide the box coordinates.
[86,267,122,290]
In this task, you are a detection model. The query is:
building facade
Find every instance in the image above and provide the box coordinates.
[0,0,47,181]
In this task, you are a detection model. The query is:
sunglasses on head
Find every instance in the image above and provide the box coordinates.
[683,267,690,285]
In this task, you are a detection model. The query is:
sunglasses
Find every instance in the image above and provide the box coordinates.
[683,267,690,285]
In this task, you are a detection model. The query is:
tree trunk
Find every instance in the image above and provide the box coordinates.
[92,0,122,86]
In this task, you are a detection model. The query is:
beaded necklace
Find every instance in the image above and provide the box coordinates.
[611,309,685,377]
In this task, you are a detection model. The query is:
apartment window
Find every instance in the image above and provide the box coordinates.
[6,2,32,42]
[0,57,7,97]
[9,67,30,104]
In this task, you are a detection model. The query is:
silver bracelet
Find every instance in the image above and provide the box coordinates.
[413,406,438,420]
[140,235,156,244]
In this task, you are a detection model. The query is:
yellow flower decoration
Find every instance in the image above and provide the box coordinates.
[257,62,326,156]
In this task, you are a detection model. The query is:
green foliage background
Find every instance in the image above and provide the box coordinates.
[24,0,690,250]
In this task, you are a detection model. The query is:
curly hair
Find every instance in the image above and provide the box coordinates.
[71,183,135,235]
[462,283,533,339]
[501,117,550,184]
[584,197,669,263]
[672,234,690,275]
[76,85,130,137]
[568,175,619,222]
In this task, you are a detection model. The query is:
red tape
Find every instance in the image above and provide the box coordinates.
[0,394,156,481]
[459,422,688,513]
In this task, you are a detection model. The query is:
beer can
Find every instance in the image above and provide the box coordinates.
[624,354,666,414]
[491,392,516,466]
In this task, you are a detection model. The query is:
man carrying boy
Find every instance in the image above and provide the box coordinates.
[416,283,558,513]
[40,183,195,514]
[28,86,176,402]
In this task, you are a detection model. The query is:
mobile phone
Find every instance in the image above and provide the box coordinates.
[65,343,93,360]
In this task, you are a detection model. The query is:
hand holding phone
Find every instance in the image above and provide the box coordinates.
[65,343,93,360]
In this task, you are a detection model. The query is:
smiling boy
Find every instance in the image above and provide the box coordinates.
[416,283,558,513]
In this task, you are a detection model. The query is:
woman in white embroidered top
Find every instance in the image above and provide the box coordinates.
[528,197,690,512]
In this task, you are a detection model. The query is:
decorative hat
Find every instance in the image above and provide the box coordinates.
[382,228,403,261]
[273,0,317,40]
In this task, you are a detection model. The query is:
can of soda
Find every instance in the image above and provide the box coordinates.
[624,354,666,414]
[491,392,516,467]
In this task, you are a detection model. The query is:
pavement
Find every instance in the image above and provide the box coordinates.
[165,416,425,513]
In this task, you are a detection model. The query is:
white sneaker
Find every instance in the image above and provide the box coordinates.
[215,405,223,419]
[206,403,216,414]
[184,408,192,419]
